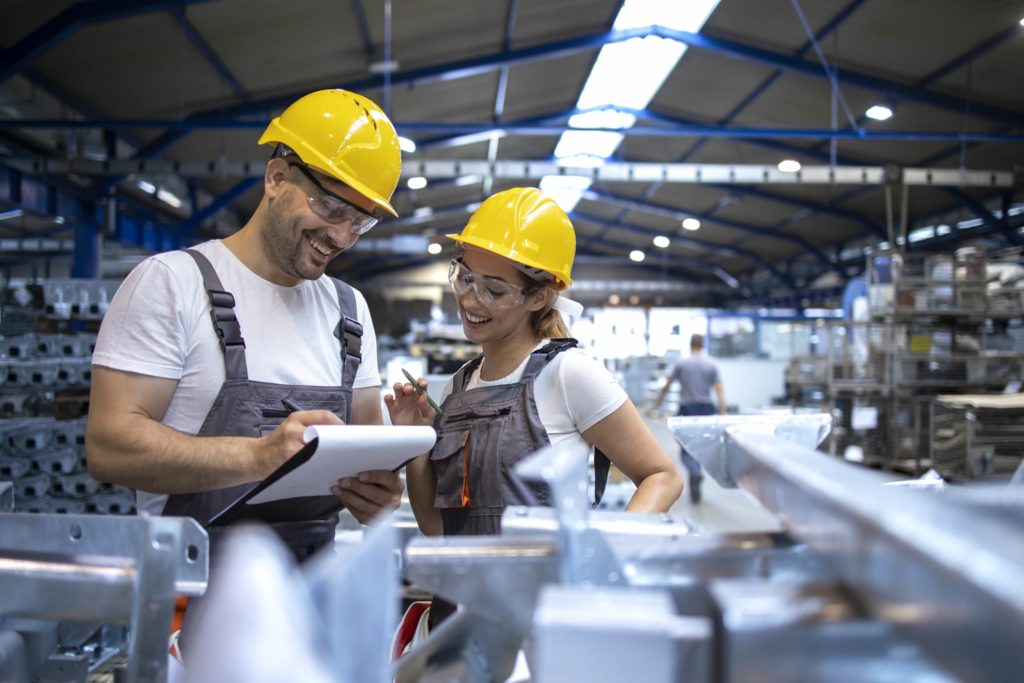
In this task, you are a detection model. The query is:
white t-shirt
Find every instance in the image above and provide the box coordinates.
[441,342,627,456]
[92,239,380,514]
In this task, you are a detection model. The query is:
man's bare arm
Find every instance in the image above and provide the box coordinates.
[714,381,727,415]
[85,366,340,493]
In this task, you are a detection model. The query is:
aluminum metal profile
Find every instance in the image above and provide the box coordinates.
[721,429,1024,682]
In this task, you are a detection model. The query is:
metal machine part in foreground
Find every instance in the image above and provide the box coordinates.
[671,414,1024,682]
[0,510,208,683]
[397,414,1023,682]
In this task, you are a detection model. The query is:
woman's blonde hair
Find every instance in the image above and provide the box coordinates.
[527,282,570,339]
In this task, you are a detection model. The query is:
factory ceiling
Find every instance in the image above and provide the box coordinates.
[1,0,1022,307]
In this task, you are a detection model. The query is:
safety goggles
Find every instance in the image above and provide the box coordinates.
[448,259,536,310]
[288,161,379,235]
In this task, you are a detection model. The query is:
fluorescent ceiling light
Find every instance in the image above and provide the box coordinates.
[1019,17,1024,26]
[554,130,624,160]
[555,154,605,169]
[427,242,442,254]
[0,208,24,221]
[443,130,506,148]
[682,217,701,231]
[778,159,801,173]
[568,109,637,129]
[548,0,721,203]
[454,175,482,186]
[137,180,156,193]
[540,175,590,213]
[865,105,893,121]
[578,37,685,111]
[629,249,646,262]
[407,176,428,190]
[653,235,670,248]
[157,189,182,208]
[614,0,721,32]
[398,136,417,153]
[413,207,434,218]
[53,215,66,224]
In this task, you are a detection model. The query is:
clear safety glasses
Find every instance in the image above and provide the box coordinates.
[288,161,380,235]
[448,259,535,310]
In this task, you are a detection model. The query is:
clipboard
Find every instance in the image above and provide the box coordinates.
[208,424,436,527]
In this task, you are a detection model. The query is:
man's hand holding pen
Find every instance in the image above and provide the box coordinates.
[252,404,344,479]
[274,397,403,524]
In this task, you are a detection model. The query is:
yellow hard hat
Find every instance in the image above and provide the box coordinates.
[447,187,575,289]
[259,89,401,217]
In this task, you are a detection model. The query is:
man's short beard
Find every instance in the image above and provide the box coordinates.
[261,192,322,281]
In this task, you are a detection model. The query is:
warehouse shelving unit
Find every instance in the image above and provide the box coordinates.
[786,248,1024,474]
[0,278,135,515]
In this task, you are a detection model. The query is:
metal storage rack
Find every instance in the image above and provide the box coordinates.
[787,248,1024,473]
[1,278,136,516]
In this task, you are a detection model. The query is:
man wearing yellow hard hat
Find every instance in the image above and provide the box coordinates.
[386,187,684,629]
[86,90,405,565]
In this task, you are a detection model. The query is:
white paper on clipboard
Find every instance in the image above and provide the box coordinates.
[247,425,436,505]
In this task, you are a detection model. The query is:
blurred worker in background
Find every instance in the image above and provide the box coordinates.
[653,333,727,503]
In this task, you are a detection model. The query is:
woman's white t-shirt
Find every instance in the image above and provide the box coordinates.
[92,239,380,514]
[441,341,628,457]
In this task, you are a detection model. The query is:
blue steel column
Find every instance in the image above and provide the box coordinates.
[72,213,100,278]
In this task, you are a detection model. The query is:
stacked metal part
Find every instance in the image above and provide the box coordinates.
[0,280,135,516]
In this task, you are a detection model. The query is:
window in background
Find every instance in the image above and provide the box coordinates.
[648,308,708,357]
[708,316,758,358]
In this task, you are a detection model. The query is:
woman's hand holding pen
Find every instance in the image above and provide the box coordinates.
[384,374,437,427]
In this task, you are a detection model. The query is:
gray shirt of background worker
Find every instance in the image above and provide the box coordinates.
[654,335,727,414]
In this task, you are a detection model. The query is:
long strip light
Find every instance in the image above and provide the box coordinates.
[542,0,722,213]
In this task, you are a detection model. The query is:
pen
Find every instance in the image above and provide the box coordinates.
[281,398,303,413]
[401,368,442,413]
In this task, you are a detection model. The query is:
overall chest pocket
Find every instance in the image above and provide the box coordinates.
[431,406,511,509]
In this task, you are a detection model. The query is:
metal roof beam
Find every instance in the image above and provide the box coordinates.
[571,209,795,290]
[349,0,375,60]
[581,187,845,279]
[0,0,212,86]
[680,0,870,163]
[168,6,249,103]
[11,117,1024,144]
[175,177,258,240]
[653,26,1024,127]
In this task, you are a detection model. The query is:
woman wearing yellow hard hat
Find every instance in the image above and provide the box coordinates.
[386,187,683,625]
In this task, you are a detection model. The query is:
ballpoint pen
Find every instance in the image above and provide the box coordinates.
[281,398,303,413]
[401,368,442,413]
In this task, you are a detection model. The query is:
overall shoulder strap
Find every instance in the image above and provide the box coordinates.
[453,356,484,392]
[330,277,362,390]
[185,249,247,380]
[521,337,579,380]
[521,337,610,508]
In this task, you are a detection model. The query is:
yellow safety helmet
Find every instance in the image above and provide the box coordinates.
[259,89,402,217]
[447,187,575,289]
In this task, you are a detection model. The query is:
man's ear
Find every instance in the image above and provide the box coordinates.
[264,157,290,198]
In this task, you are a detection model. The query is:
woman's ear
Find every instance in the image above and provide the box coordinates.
[526,286,554,312]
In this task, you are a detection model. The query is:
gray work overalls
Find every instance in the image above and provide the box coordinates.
[427,339,609,626]
[430,338,609,536]
[162,249,363,563]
